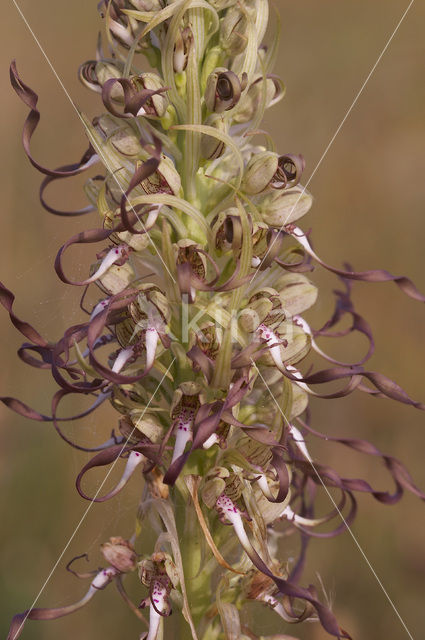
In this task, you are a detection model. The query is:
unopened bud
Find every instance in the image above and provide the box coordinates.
[130,413,164,444]
[249,288,286,327]
[96,262,135,295]
[243,152,304,195]
[220,6,249,55]
[92,114,142,180]
[209,0,238,9]
[234,75,285,124]
[79,60,123,96]
[129,0,164,10]
[274,273,318,316]
[88,114,181,196]
[238,436,273,471]
[202,476,226,509]
[174,27,192,73]
[101,537,137,573]
[257,184,313,227]
[201,114,228,160]
[239,298,273,333]
[242,151,279,195]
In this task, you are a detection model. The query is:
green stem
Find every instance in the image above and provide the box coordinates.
[175,487,212,632]
[184,8,204,205]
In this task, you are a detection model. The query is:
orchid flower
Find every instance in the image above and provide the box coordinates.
[4,1,425,639]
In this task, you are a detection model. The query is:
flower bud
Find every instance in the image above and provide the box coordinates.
[234,75,285,124]
[200,114,228,160]
[100,1,141,50]
[96,261,135,295]
[274,273,318,316]
[277,154,305,187]
[78,60,124,96]
[206,466,231,481]
[240,288,285,332]
[209,0,238,9]
[242,151,279,195]
[257,184,313,226]
[130,413,164,444]
[202,476,226,508]
[220,6,249,55]
[204,68,243,113]
[118,413,163,447]
[243,152,304,195]
[89,114,181,196]
[290,383,309,419]
[100,537,137,573]
[92,115,142,187]
[129,0,164,10]
[173,26,193,73]
[251,288,286,325]
[215,420,231,449]
[237,436,273,471]
[239,299,273,333]
[159,553,180,590]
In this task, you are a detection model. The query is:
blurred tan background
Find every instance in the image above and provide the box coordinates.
[1,1,424,639]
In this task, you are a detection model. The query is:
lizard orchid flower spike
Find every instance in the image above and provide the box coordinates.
[3,1,425,639]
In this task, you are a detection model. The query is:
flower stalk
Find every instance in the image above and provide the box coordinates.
[3,2,425,639]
